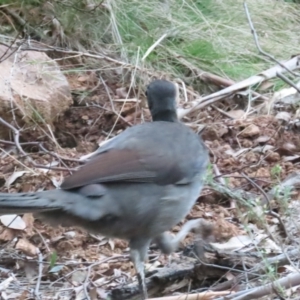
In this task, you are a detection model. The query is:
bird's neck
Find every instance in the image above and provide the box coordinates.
[151,110,178,122]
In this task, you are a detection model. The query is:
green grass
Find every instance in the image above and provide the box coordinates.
[2,0,300,87]
[110,0,299,83]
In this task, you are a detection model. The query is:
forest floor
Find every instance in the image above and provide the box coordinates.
[1,70,300,300]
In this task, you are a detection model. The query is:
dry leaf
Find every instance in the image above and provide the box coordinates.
[211,235,253,251]
[0,276,14,291]
[0,215,26,230]
[51,176,62,188]
[275,111,291,123]
[273,84,300,105]
[0,228,15,241]
[108,239,115,250]
[39,161,59,174]
[22,214,34,235]
[5,171,29,188]
[115,87,128,98]
[71,270,87,284]
[226,109,245,119]
[15,238,38,256]
[64,231,76,239]
[258,80,274,91]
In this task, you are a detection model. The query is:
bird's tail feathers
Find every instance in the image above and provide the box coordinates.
[0,190,64,214]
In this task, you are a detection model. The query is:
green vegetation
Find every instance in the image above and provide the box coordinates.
[1,0,299,87]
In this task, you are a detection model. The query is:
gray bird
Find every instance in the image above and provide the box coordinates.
[0,80,209,299]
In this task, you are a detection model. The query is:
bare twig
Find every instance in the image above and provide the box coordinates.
[83,255,127,299]
[177,56,300,118]
[0,118,75,173]
[0,139,81,163]
[49,255,126,287]
[243,2,299,77]
[276,72,300,93]
[147,290,232,300]
[241,172,289,239]
[34,228,51,253]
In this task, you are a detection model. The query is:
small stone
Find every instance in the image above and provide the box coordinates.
[240,124,260,138]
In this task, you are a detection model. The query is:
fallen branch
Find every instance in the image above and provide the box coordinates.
[147,290,232,300]
[177,56,300,118]
[217,272,300,300]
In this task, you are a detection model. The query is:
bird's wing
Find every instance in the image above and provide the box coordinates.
[61,149,156,189]
[61,122,207,190]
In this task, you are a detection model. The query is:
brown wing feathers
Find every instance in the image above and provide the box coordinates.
[61,149,156,190]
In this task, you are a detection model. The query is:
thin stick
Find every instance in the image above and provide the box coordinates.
[0,118,75,173]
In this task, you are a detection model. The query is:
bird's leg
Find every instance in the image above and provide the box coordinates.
[129,238,151,300]
[154,218,213,255]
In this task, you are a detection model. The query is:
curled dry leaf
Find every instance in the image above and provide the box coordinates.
[15,238,38,257]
